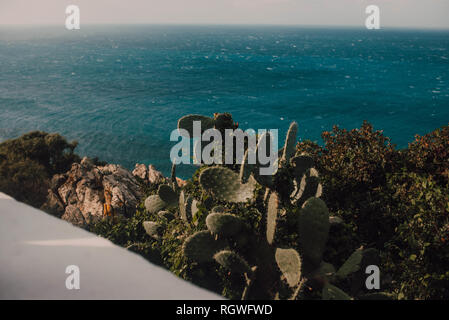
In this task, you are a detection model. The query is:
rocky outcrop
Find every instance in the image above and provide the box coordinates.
[42,157,143,227]
[132,164,166,184]
[132,163,187,187]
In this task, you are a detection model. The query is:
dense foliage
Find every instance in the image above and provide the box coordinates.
[296,122,449,299]
[0,131,80,206]
[2,121,447,300]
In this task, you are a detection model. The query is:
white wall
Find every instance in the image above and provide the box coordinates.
[0,193,221,300]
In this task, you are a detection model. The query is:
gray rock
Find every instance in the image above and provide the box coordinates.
[42,157,144,228]
[148,165,165,184]
[132,163,148,180]
[61,205,86,227]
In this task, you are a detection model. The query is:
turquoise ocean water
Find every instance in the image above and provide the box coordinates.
[0,25,448,177]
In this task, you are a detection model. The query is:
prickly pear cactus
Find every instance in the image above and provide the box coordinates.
[177,114,215,137]
[297,197,330,268]
[281,122,298,163]
[158,184,178,206]
[336,247,364,279]
[145,195,167,214]
[266,192,280,245]
[322,283,352,300]
[199,166,256,203]
[143,221,164,240]
[294,168,323,205]
[182,230,228,263]
[214,250,251,274]
[275,248,302,288]
[206,212,246,237]
[158,210,175,221]
[179,191,193,222]
[136,112,370,301]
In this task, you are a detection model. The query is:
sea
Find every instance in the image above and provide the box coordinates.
[0,25,448,178]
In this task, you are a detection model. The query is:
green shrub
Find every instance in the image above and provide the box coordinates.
[297,121,449,299]
[0,131,80,207]
[384,172,449,299]
[297,121,398,249]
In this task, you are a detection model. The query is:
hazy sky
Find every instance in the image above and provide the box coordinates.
[1,0,448,29]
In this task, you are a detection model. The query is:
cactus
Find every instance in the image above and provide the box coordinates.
[329,216,344,225]
[336,247,364,279]
[297,197,330,268]
[177,114,215,137]
[294,168,323,205]
[211,205,227,214]
[213,113,238,131]
[214,250,251,274]
[182,230,228,263]
[190,199,200,225]
[206,212,246,238]
[158,184,178,206]
[275,248,302,288]
[252,131,275,188]
[143,221,164,240]
[158,210,175,221]
[136,112,370,300]
[178,113,238,138]
[145,195,167,214]
[239,149,254,184]
[199,166,256,203]
[266,192,280,245]
[281,122,298,163]
[177,191,190,220]
[322,283,352,300]
[290,154,314,177]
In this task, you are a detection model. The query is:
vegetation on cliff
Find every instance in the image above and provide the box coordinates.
[0,131,80,207]
[1,119,448,300]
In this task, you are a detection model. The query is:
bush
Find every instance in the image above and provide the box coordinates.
[0,131,80,207]
[297,121,449,299]
[384,172,449,299]
[297,121,398,248]
[405,125,449,185]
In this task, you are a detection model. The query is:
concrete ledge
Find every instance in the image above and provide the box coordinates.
[0,193,221,300]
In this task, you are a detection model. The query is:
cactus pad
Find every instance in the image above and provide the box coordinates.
[282,122,298,163]
[182,230,228,263]
[143,221,163,239]
[145,195,167,214]
[275,248,302,288]
[211,206,227,214]
[206,212,245,237]
[266,192,280,245]
[157,210,175,221]
[179,191,193,223]
[336,247,363,279]
[322,283,352,300]
[297,197,330,267]
[177,114,215,137]
[290,154,314,178]
[213,250,251,274]
[329,216,344,225]
[213,113,235,130]
[199,166,256,203]
[239,149,255,184]
[158,184,178,206]
[295,168,323,204]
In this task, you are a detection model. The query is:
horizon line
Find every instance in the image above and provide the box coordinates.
[0,22,448,31]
